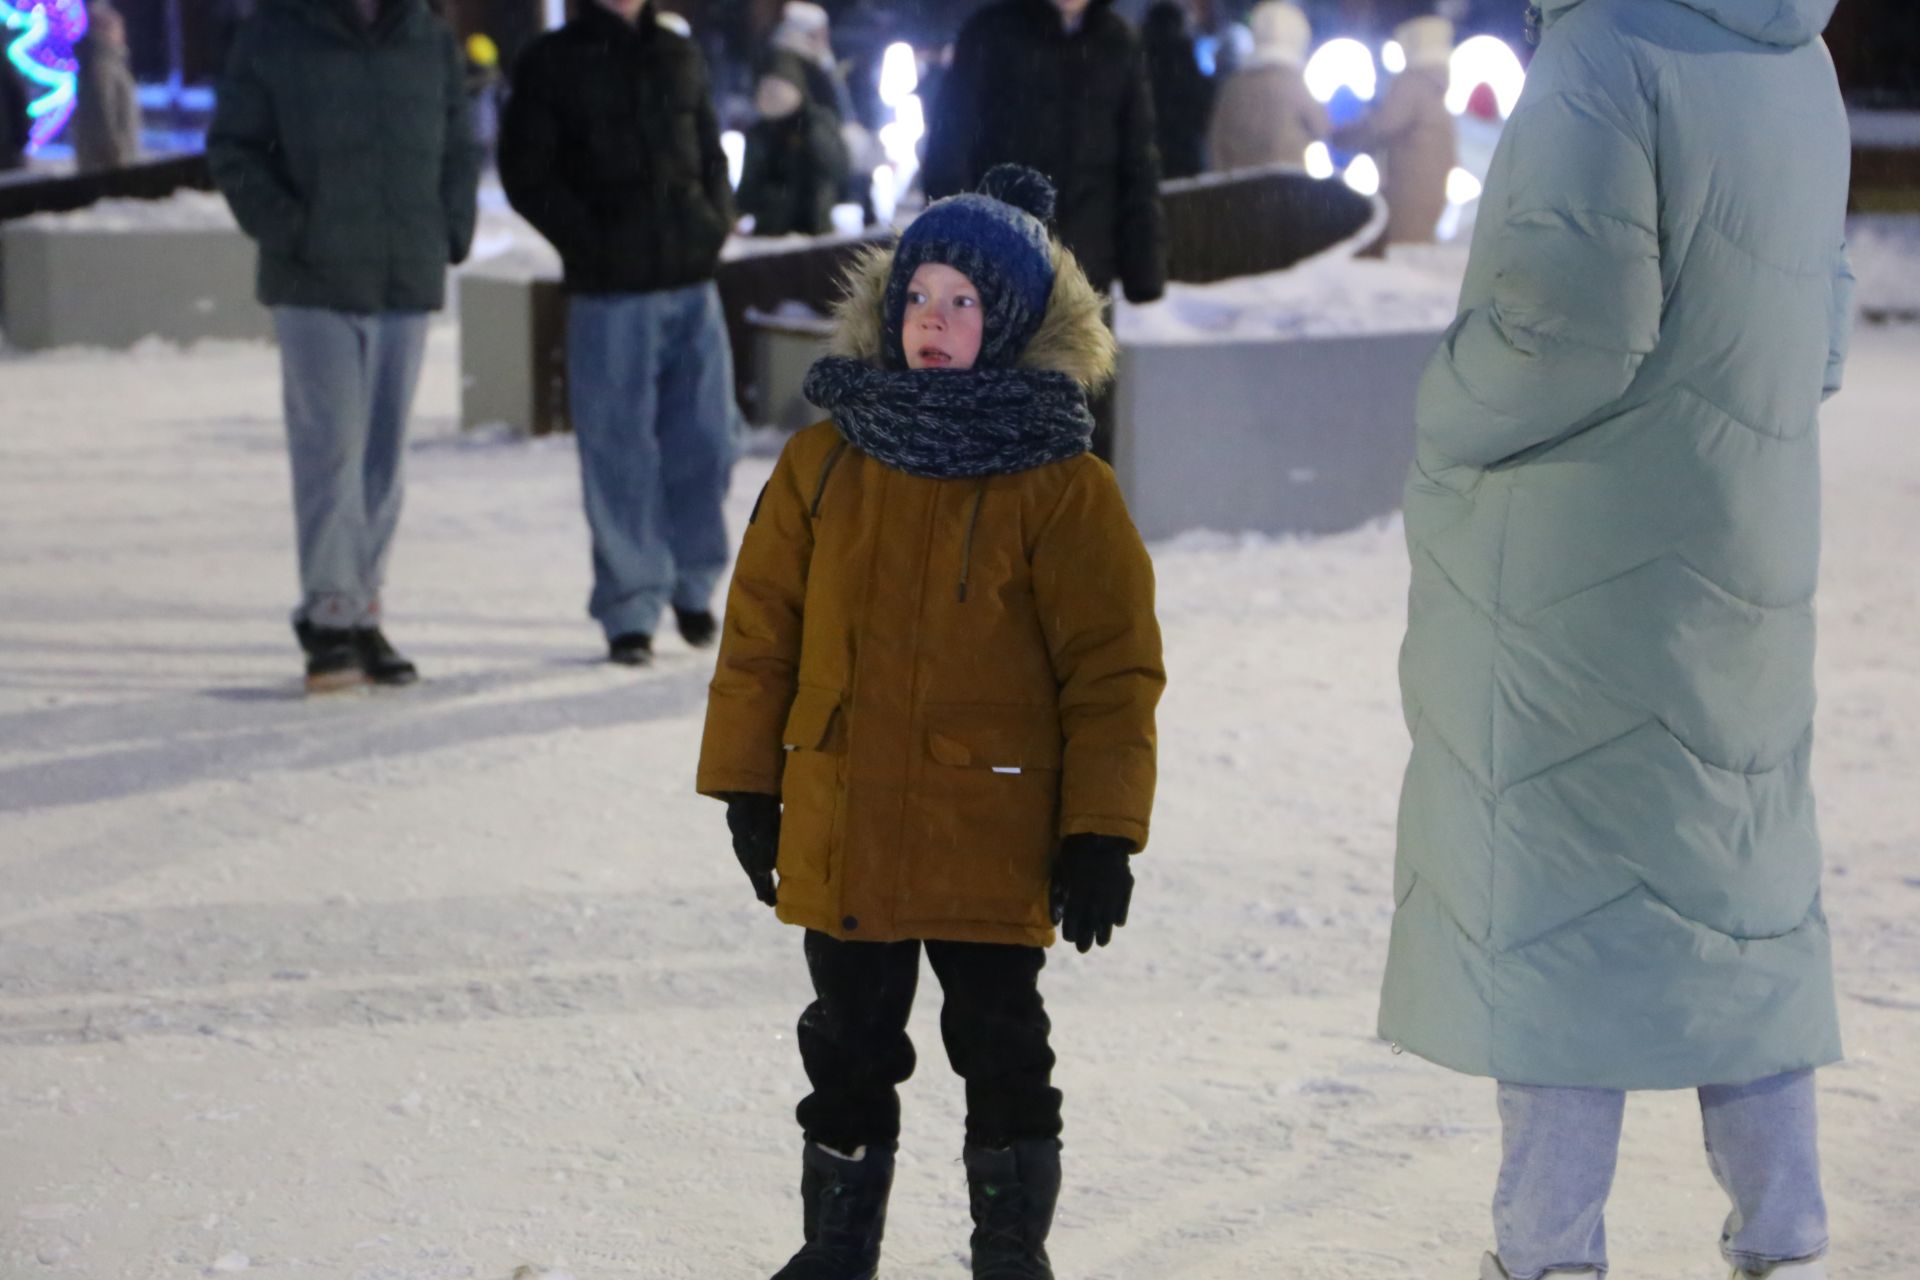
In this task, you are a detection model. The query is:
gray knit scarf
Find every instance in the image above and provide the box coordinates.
[801,356,1094,480]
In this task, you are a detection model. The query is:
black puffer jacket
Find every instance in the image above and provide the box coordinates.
[499,1,734,295]
[924,0,1166,303]
[207,0,479,313]
[1142,1,1213,181]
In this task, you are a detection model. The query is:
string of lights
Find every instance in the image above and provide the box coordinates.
[1,0,87,149]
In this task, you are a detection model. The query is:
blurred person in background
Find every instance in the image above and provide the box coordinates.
[73,2,143,173]
[1332,12,1456,243]
[925,0,1166,309]
[208,0,478,693]
[925,0,1167,460]
[498,0,738,667]
[1207,0,1328,172]
[1142,0,1215,180]
[738,1,852,235]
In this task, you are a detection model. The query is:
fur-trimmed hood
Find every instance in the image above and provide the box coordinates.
[825,240,1119,394]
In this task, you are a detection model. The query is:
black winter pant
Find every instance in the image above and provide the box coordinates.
[796,929,1062,1153]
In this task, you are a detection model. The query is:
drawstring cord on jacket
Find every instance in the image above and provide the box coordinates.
[810,444,987,604]
[957,481,987,604]
[810,441,849,520]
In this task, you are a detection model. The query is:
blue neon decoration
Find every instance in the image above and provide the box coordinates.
[1,0,87,149]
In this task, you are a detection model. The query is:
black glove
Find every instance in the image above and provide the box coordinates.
[1049,833,1135,953]
[724,793,781,907]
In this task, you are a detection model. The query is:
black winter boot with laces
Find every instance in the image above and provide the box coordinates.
[772,1141,895,1280]
[964,1139,1061,1280]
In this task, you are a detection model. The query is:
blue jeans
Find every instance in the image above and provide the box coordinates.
[1494,1071,1828,1278]
[566,283,737,641]
[274,307,430,630]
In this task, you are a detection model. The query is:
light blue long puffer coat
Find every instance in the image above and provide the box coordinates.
[1378,0,1853,1089]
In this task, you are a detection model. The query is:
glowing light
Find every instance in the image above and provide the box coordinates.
[878,41,918,108]
[1447,35,1526,118]
[1304,38,1377,105]
[871,164,898,225]
[830,202,866,237]
[720,130,746,191]
[1344,153,1381,197]
[1303,141,1335,180]
[1381,40,1406,75]
[1446,166,1483,205]
[875,96,923,221]
[1,0,86,149]
[878,93,924,170]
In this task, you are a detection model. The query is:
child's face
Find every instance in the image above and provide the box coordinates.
[902,263,984,371]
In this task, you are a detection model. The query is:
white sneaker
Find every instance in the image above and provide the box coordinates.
[1480,1255,1600,1279]
[1732,1260,1829,1280]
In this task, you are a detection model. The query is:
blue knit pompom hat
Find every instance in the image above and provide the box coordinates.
[884,165,1058,371]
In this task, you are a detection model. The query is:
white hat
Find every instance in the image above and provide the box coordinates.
[1249,1,1312,67]
[1395,15,1454,70]
[779,1,830,36]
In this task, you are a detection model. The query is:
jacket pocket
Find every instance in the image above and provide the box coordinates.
[925,703,1063,771]
[777,685,844,887]
[909,704,1062,925]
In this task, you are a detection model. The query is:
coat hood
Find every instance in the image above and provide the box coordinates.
[1248,1,1311,66]
[1541,0,1834,46]
[826,239,1118,393]
[1668,0,1836,44]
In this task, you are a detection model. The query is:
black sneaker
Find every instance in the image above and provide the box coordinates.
[303,627,369,695]
[355,627,419,686]
[673,606,718,648]
[608,632,654,666]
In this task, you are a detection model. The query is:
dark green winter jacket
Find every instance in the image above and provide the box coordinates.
[207,0,479,313]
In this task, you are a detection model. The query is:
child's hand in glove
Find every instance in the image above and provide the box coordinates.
[1050,833,1135,953]
[724,793,782,907]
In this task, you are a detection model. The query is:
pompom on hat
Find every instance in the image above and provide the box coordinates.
[883,165,1059,371]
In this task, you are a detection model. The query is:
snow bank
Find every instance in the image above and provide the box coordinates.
[1116,241,1464,345]
[13,190,240,233]
[461,194,874,283]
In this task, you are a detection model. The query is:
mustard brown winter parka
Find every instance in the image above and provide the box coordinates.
[697,244,1164,947]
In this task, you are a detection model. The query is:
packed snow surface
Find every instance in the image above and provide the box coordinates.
[1,323,1916,1279]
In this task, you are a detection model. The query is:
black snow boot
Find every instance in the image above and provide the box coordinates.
[354,627,419,686]
[964,1140,1061,1280]
[301,626,367,695]
[772,1142,895,1280]
[608,632,654,666]
[673,605,718,648]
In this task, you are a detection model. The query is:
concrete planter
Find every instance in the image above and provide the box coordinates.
[1112,329,1443,541]
[0,222,269,349]
[458,273,570,434]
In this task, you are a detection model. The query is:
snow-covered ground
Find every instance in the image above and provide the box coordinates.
[2,321,1916,1280]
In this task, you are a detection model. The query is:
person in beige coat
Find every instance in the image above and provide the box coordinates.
[1207,0,1328,172]
[1335,14,1456,242]
[72,3,142,173]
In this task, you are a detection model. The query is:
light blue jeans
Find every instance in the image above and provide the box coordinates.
[566,283,737,642]
[274,307,430,630]
[1494,1071,1828,1278]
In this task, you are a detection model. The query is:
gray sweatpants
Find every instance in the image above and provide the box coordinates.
[273,307,429,630]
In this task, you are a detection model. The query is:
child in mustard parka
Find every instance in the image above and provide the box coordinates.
[697,165,1164,1280]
